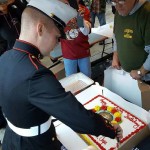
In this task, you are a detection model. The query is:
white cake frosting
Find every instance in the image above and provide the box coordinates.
[80,95,146,150]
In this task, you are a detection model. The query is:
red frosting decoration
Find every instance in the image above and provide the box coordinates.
[101,105,107,110]
[111,108,118,114]
[115,117,121,122]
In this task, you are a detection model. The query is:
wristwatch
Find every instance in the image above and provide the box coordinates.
[137,70,142,77]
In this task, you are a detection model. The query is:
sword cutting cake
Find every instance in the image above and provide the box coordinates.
[80,95,146,150]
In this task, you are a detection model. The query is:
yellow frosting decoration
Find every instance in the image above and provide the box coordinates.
[80,134,97,149]
[107,106,113,112]
[114,112,121,118]
[92,105,122,124]
[111,120,118,124]
[94,105,100,111]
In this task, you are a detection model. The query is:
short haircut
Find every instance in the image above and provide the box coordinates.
[21,7,54,32]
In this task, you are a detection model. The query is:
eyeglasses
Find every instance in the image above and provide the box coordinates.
[111,0,125,6]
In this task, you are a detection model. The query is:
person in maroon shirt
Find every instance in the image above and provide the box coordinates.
[61,0,92,77]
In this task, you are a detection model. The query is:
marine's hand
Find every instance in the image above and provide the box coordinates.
[113,124,123,142]
[112,51,121,70]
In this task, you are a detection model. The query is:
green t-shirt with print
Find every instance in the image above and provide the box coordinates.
[114,2,150,72]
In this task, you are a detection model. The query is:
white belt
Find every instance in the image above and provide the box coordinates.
[6,117,51,137]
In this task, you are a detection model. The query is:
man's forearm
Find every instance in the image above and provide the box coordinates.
[113,33,117,52]
[142,45,150,75]
[80,20,91,35]
[139,66,149,76]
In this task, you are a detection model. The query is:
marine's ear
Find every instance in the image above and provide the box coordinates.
[37,23,44,37]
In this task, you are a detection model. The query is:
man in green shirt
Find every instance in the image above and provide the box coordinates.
[112,0,150,84]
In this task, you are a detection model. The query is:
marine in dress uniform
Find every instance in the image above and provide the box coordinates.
[0,0,122,149]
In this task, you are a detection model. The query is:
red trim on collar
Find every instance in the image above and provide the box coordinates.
[13,47,29,54]
[35,57,46,68]
[13,47,39,70]
[16,39,41,54]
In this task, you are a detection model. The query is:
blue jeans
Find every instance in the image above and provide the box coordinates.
[90,12,106,27]
[63,57,91,77]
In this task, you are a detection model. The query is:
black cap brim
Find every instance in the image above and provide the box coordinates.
[53,21,66,39]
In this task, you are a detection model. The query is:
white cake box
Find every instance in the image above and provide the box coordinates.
[104,67,150,111]
[56,85,150,150]
[59,72,94,95]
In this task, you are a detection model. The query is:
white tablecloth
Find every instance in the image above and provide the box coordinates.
[56,84,149,150]
[91,22,113,38]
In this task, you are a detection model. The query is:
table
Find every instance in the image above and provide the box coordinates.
[91,22,113,38]
[55,83,150,150]
[91,22,114,57]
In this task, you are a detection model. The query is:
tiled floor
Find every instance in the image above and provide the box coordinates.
[0,3,114,148]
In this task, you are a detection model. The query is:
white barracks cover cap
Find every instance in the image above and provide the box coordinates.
[28,0,77,28]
